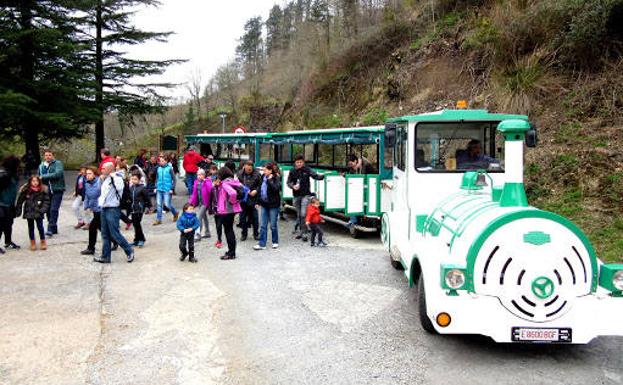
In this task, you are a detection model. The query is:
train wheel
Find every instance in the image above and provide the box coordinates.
[418,277,437,334]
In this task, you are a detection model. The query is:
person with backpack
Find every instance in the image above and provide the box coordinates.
[253,163,282,251]
[15,176,50,251]
[94,162,135,264]
[286,154,324,242]
[153,155,179,225]
[188,168,212,241]
[213,167,242,260]
[127,172,150,247]
[38,149,65,237]
[0,156,21,253]
[236,160,260,241]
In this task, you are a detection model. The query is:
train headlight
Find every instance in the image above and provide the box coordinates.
[445,269,465,289]
[613,271,623,291]
[599,264,623,294]
[441,265,467,291]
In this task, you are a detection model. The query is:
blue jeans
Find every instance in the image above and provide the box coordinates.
[46,191,63,233]
[101,207,133,260]
[156,190,177,221]
[185,172,196,195]
[258,206,279,247]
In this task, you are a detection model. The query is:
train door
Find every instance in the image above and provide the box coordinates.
[391,124,410,246]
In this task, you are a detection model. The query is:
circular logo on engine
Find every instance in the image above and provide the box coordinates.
[532,276,555,299]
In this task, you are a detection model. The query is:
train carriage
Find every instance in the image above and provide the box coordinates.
[382,109,623,344]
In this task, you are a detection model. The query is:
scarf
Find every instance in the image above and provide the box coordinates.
[30,185,42,192]
[183,212,195,220]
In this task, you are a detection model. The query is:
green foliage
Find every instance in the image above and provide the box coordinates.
[360,108,388,126]
[554,122,582,144]
[307,113,344,129]
[464,17,499,49]
[590,218,623,263]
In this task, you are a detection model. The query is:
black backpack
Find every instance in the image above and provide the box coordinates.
[110,176,131,210]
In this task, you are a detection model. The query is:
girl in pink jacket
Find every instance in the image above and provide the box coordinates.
[212,167,242,260]
[188,169,213,241]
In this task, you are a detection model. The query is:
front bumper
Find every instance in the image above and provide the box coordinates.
[426,291,623,344]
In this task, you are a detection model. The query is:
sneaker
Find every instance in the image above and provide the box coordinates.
[0,247,5,254]
[80,248,95,255]
[5,242,20,250]
[127,252,135,263]
[189,256,197,263]
[220,254,236,260]
[240,235,247,242]
[302,236,308,242]
[272,244,279,249]
[45,230,54,237]
[93,256,111,264]
[318,241,328,247]
[132,240,139,246]
[180,253,187,261]
[295,234,303,239]
[215,241,222,249]
[153,220,162,226]
[253,245,266,250]
[137,241,145,248]
[194,234,202,242]
[74,222,85,229]
[310,242,316,247]
[203,234,211,239]
[173,213,180,221]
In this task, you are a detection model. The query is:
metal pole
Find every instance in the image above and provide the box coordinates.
[221,116,225,133]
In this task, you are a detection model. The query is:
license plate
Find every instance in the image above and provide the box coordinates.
[511,327,572,343]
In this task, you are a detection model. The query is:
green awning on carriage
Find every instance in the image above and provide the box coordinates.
[185,126,384,146]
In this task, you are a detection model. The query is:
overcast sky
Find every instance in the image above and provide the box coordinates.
[128,0,280,102]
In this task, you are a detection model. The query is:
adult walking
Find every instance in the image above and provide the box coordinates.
[94,162,134,264]
[286,155,324,242]
[38,149,65,237]
[182,146,203,195]
[237,160,261,241]
[80,167,102,256]
[0,156,21,252]
[254,163,281,251]
[213,167,242,260]
[153,155,178,225]
[188,168,212,241]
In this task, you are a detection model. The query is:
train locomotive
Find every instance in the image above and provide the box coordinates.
[382,111,623,343]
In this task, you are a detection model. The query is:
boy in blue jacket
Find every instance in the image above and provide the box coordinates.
[177,203,200,263]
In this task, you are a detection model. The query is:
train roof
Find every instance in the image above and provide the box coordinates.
[387,109,529,123]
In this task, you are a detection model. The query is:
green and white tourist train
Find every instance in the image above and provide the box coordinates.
[186,108,623,344]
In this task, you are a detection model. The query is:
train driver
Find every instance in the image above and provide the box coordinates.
[456,139,497,170]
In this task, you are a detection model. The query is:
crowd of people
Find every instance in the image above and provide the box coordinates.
[0,146,335,263]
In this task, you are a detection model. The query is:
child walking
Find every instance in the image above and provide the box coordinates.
[305,197,326,247]
[16,176,51,250]
[177,203,200,262]
[128,172,151,247]
[189,168,212,241]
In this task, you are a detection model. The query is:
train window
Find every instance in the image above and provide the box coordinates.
[334,144,347,168]
[384,144,393,169]
[415,122,503,172]
[318,144,334,167]
[260,143,274,162]
[305,144,315,163]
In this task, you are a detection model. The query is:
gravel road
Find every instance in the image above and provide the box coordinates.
[0,174,621,385]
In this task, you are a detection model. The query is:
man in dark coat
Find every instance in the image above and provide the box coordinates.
[0,156,21,252]
[286,155,324,242]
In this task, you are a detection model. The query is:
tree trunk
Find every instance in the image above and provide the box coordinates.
[94,0,105,162]
[19,1,40,163]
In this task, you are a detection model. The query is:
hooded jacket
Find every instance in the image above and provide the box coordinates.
[83,178,102,213]
[16,185,51,219]
[213,178,242,215]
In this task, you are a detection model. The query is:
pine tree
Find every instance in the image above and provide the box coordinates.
[235,17,264,81]
[266,5,284,56]
[0,1,97,162]
[82,0,183,162]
